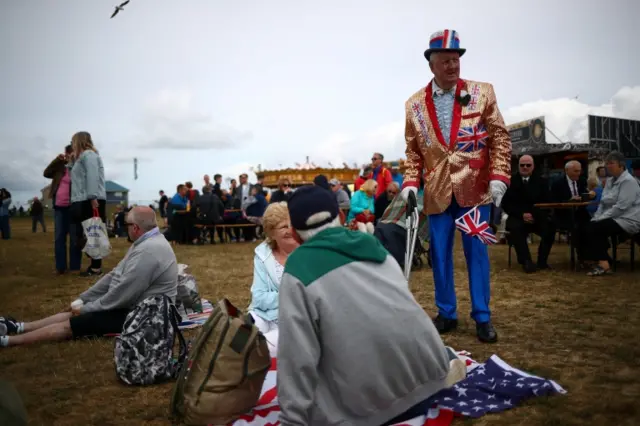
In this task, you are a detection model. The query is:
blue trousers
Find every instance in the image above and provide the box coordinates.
[0,216,9,239]
[54,207,82,272]
[428,197,491,323]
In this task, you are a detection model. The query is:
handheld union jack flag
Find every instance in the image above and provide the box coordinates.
[456,123,488,153]
[455,206,497,245]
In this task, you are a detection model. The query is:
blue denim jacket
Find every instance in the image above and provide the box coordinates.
[70,151,106,202]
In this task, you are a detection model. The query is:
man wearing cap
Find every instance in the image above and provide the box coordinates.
[400,29,512,343]
[276,185,465,426]
[328,178,350,209]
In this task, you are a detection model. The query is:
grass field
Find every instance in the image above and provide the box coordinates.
[1,217,639,426]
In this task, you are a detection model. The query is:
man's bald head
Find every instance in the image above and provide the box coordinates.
[128,206,158,233]
[518,155,535,177]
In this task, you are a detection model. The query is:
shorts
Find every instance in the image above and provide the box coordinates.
[69,309,130,339]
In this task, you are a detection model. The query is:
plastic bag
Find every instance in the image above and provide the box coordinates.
[81,215,111,259]
[176,264,203,314]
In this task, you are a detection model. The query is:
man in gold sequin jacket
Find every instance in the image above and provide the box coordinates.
[400,29,512,343]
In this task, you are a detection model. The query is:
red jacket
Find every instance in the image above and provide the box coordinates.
[373,166,392,198]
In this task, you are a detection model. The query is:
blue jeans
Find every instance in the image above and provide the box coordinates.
[55,207,82,272]
[0,216,9,239]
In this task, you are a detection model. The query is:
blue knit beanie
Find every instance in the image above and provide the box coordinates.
[288,185,339,231]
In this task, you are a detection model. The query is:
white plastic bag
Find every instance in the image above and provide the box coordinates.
[81,216,112,259]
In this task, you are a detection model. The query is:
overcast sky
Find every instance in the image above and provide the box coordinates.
[1,0,639,205]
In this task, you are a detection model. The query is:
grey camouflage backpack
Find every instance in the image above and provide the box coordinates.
[114,295,188,386]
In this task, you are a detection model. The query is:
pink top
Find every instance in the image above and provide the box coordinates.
[56,169,71,207]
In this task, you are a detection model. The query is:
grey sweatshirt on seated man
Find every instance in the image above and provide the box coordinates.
[79,229,178,313]
[277,227,450,426]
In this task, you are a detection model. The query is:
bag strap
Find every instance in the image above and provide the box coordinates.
[169,303,188,367]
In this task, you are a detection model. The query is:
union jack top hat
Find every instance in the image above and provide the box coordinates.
[424,29,466,61]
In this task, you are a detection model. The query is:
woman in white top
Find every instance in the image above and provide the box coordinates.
[247,202,299,356]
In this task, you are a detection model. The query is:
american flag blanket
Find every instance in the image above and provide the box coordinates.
[227,350,566,426]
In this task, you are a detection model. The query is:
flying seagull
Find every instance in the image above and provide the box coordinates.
[110,0,130,19]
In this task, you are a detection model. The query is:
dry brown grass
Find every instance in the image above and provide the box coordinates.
[1,217,640,425]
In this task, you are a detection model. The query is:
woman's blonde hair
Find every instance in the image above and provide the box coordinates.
[71,131,98,157]
[263,202,290,250]
[360,179,377,195]
[587,176,599,190]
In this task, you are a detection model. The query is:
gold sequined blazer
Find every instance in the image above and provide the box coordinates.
[403,78,512,215]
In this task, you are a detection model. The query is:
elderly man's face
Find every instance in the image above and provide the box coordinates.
[125,213,140,242]
[429,52,461,89]
[204,174,210,184]
[518,156,534,177]
[567,164,582,181]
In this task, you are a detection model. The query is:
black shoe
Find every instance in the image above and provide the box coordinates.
[537,263,552,270]
[0,316,19,336]
[476,321,498,343]
[79,268,103,277]
[522,261,537,273]
[433,315,458,334]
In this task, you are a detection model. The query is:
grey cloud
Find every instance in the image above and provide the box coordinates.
[0,135,58,192]
[134,89,252,150]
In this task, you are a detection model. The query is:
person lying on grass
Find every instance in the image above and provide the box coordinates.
[0,206,178,348]
[276,185,466,426]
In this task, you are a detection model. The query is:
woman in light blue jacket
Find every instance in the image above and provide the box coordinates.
[247,202,299,357]
[69,132,106,277]
[347,179,377,233]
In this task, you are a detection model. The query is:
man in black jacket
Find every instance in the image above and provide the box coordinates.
[501,155,556,273]
[197,185,224,243]
[550,160,590,263]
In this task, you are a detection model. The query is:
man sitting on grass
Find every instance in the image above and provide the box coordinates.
[0,206,178,348]
[277,185,465,426]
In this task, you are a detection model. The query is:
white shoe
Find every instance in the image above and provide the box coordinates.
[444,347,466,387]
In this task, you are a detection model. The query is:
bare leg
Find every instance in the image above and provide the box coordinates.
[8,321,72,346]
[356,222,367,233]
[598,260,611,270]
[23,312,72,333]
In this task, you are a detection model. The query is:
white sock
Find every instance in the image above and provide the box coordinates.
[0,336,9,347]
[17,322,24,334]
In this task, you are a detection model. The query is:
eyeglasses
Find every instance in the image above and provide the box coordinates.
[371,157,380,161]
[124,222,135,227]
[282,184,290,187]
[519,164,532,168]
[387,191,397,196]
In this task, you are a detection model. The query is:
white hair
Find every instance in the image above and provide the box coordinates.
[295,216,342,242]
[564,160,581,171]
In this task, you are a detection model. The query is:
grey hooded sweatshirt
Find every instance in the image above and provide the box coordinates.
[277,227,449,426]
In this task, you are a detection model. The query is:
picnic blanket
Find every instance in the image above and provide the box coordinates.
[177,299,213,330]
[227,350,566,426]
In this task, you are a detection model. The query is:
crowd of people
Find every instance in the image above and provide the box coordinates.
[499,152,640,276]
[2,26,640,426]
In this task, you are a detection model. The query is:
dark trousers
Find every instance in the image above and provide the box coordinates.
[555,210,591,261]
[71,199,107,270]
[170,213,190,243]
[380,398,431,426]
[0,216,9,239]
[54,207,82,272]
[585,218,627,261]
[507,215,556,266]
[32,214,46,232]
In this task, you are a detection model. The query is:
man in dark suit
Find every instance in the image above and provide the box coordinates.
[501,155,556,273]
[550,160,590,263]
